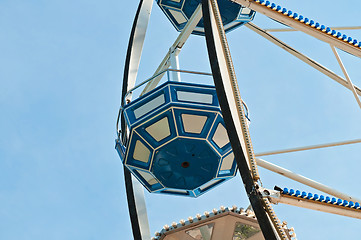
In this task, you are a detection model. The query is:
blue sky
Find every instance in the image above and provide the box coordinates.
[1,0,360,239]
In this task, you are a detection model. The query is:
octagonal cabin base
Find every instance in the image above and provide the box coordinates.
[116,81,238,197]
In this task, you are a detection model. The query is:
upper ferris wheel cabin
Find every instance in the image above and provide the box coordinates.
[156,0,255,35]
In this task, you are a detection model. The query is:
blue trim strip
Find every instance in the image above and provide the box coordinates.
[255,0,361,48]
[282,188,361,210]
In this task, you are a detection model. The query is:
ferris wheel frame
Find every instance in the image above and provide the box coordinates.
[118,0,361,239]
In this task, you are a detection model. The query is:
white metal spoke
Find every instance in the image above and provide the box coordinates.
[330,45,361,109]
[232,0,361,58]
[132,176,151,239]
[140,4,202,95]
[256,158,361,203]
[169,48,181,82]
[255,138,361,157]
[245,23,361,97]
[126,0,153,92]
[121,1,154,238]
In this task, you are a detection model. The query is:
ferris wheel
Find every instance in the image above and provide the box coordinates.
[117,0,361,239]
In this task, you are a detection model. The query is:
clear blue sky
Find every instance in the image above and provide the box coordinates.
[1,0,360,239]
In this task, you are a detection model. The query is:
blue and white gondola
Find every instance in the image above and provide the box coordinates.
[157,0,255,35]
[116,80,240,197]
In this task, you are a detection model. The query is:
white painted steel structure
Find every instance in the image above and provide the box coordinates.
[255,138,361,157]
[141,4,203,95]
[256,158,361,203]
[120,0,361,239]
[231,0,361,58]
[244,23,361,97]
[330,45,361,109]
[259,188,361,220]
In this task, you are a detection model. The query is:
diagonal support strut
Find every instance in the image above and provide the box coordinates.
[245,22,361,97]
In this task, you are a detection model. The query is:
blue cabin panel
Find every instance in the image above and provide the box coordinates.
[169,83,219,107]
[195,178,226,196]
[131,168,165,192]
[151,137,220,190]
[134,109,178,149]
[237,6,255,21]
[217,151,237,177]
[115,140,126,160]
[173,107,217,139]
[123,84,172,129]
[124,131,154,170]
[207,114,232,154]
[159,188,193,197]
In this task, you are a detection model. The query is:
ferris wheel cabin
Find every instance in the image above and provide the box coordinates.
[157,0,255,35]
[116,71,247,197]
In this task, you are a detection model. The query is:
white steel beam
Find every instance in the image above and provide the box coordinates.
[132,176,151,240]
[255,138,361,157]
[170,48,181,82]
[269,194,361,220]
[245,23,361,97]
[126,0,153,92]
[121,1,153,239]
[232,0,361,58]
[330,45,361,109]
[256,158,361,203]
[265,26,361,32]
[140,4,202,95]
